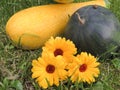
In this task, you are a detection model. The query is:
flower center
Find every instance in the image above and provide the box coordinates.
[54,49,63,56]
[46,64,55,73]
[79,64,87,72]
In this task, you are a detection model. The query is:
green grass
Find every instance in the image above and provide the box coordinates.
[0,0,120,90]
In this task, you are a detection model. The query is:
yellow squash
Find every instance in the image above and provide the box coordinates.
[6,0,106,50]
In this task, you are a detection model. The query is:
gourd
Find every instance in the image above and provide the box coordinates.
[63,5,120,56]
[6,0,105,50]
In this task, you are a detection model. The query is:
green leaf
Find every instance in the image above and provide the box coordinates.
[11,80,23,90]
[111,58,120,69]
[0,82,5,90]
[0,42,4,49]
[102,81,114,90]
[104,0,111,8]
[88,82,104,90]
[3,78,9,88]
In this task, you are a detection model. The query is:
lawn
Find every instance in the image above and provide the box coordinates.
[0,0,120,90]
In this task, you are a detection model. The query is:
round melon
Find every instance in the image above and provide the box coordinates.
[63,5,120,56]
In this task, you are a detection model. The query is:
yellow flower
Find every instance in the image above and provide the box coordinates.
[31,52,67,89]
[42,37,77,63]
[68,52,100,84]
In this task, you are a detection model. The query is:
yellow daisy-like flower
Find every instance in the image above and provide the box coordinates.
[42,37,77,63]
[68,52,100,84]
[31,52,67,89]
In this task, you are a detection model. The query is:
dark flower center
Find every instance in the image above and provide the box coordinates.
[46,64,55,73]
[54,49,63,56]
[79,64,87,72]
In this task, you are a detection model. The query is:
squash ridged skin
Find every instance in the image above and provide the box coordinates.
[63,5,120,56]
[6,0,105,50]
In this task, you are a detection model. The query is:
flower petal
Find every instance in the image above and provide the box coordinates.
[38,79,48,89]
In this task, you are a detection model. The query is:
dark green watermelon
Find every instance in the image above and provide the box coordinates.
[63,5,120,56]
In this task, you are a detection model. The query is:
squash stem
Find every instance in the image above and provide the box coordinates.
[75,12,85,25]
